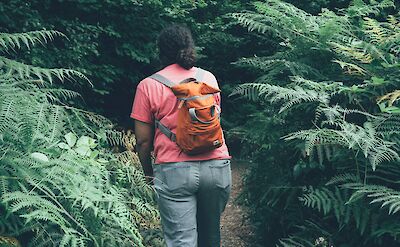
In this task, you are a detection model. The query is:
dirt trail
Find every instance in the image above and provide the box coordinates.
[221,160,256,247]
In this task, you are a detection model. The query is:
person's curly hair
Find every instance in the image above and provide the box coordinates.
[157,24,196,69]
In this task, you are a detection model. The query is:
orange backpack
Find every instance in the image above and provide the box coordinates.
[150,68,224,155]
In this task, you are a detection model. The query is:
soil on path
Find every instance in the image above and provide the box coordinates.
[221,160,256,247]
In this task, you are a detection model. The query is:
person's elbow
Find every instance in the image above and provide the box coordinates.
[136,136,152,152]
[134,120,154,152]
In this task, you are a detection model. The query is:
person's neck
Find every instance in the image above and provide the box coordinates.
[165,63,195,71]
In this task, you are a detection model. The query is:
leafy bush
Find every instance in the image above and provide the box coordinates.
[231,0,400,246]
[0,31,162,247]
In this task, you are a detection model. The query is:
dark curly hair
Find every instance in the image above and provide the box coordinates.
[157,24,196,69]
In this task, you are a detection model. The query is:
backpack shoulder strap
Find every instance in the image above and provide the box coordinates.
[148,73,177,142]
[149,73,175,88]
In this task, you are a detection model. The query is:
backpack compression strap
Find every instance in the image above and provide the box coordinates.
[150,68,206,142]
[155,119,176,142]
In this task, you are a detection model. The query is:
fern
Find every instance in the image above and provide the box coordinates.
[0,56,90,85]
[232,1,400,246]
[378,90,400,106]
[277,236,314,247]
[0,30,161,247]
[234,56,325,80]
[342,183,400,215]
[285,120,399,170]
[0,31,65,51]
[231,79,330,113]
[347,0,395,17]
[0,236,20,247]
[327,173,362,185]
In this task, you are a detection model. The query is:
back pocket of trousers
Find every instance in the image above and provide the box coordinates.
[210,160,231,189]
[162,164,191,193]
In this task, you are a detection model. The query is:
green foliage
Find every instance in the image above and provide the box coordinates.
[0,0,257,127]
[231,0,400,246]
[285,0,351,14]
[0,30,162,246]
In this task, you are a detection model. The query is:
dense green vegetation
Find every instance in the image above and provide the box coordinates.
[0,0,254,125]
[0,31,161,246]
[1,0,399,246]
[231,0,400,246]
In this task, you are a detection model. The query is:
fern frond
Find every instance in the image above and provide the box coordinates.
[347,0,395,17]
[230,12,281,36]
[231,0,321,43]
[0,30,65,51]
[333,59,369,76]
[377,90,400,106]
[0,236,20,247]
[331,42,373,63]
[343,183,400,215]
[115,151,140,167]
[372,113,400,135]
[41,89,82,102]
[278,235,314,247]
[285,120,399,170]
[301,186,370,234]
[47,105,64,143]
[231,82,329,112]
[363,17,390,45]
[235,57,324,79]
[2,192,68,224]
[0,56,90,85]
[105,129,136,149]
[327,173,361,185]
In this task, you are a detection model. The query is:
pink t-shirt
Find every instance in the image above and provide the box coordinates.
[130,63,231,164]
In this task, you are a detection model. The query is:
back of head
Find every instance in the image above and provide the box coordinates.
[157,24,196,70]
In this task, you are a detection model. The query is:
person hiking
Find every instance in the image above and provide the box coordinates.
[130,24,232,247]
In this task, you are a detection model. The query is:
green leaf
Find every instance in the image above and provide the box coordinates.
[30,152,49,162]
[90,150,99,159]
[371,76,385,85]
[379,104,400,113]
[65,132,77,147]
[76,136,96,148]
[97,158,109,163]
[58,142,70,149]
[74,146,91,157]
[88,137,97,148]
[76,136,90,147]
[378,102,387,112]
[386,106,400,113]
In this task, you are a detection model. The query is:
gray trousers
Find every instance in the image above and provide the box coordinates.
[153,159,232,247]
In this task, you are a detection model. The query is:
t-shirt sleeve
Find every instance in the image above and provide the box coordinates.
[130,82,153,124]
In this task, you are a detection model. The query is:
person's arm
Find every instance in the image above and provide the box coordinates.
[134,120,154,184]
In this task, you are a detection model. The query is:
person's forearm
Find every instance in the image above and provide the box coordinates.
[136,141,153,178]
